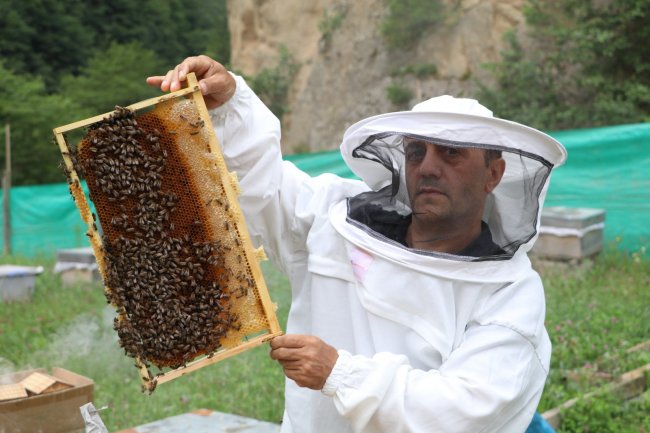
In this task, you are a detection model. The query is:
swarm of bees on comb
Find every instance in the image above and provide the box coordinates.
[53,75,282,392]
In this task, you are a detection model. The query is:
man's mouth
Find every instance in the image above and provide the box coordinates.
[417,185,445,196]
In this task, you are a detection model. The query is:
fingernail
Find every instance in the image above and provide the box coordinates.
[199,81,208,94]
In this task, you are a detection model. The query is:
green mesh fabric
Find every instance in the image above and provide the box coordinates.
[1,123,648,257]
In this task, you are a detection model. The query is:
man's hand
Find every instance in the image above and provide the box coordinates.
[270,334,339,390]
[146,55,236,110]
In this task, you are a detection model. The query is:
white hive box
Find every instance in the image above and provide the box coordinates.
[532,207,606,260]
[0,264,44,302]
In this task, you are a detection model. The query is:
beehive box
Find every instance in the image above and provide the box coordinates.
[54,247,101,286]
[0,264,44,302]
[0,367,94,433]
[52,73,282,392]
[532,207,606,260]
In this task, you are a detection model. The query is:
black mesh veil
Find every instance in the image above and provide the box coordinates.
[346,132,553,259]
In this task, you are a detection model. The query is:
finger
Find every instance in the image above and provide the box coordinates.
[269,347,301,362]
[277,360,303,370]
[179,55,217,79]
[160,70,175,92]
[169,65,184,92]
[270,334,308,350]
[146,75,165,88]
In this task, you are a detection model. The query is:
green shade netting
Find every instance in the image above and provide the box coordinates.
[1,123,648,257]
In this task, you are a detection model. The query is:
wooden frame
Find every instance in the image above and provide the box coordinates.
[53,73,282,393]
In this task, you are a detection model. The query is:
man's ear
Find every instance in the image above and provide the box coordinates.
[485,158,506,193]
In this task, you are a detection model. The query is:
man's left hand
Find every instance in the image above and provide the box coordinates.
[269,334,339,390]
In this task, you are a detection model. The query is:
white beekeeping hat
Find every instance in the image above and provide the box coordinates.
[339,95,567,258]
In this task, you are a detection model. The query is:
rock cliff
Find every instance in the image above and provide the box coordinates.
[227,0,525,152]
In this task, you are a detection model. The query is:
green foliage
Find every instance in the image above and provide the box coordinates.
[0,0,230,185]
[478,0,650,130]
[386,63,437,108]
[247,46,300,120]
[319,5,348,46]
[381,0,445,48]
[0,0,230,91]
[0,0,92,89]
[386,79,414,107]
[559,391,650,433]
[391,63,438,79]
[0,64,83,185]
[537,249,650,418]
[60,43,165,116]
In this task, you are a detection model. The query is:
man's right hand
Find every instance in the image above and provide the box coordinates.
[146,55,236,110]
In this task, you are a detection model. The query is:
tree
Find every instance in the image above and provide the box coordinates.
[0,0,92,89]
[59,42,165,116]
[0,63,83,185]
[0,0,231,185]
[478,0,650,131]
[82,0,228,65]
[0,0,230,92]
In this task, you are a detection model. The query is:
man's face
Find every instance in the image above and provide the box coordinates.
[404,138,505,230]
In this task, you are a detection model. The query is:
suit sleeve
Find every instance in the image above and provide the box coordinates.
[208,74,365,275]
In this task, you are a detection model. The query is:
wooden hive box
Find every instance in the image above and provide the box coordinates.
[52,73,282,392]
[532,206,606,260]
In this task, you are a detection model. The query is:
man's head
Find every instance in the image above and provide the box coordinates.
[340,95,567,257]
[403,137,506,249]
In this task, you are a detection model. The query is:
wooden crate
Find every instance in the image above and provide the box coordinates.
[0,367,94,433]
[52,73,282,392]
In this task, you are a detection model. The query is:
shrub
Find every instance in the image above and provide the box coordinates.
[248,46,299,120]
[318,5,348,47]
[478,0,650,130]
[381,0,445,48]
[386,79,414,107]
[390,63,438,79]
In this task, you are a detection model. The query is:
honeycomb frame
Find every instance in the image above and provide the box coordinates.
[53,73,282,393]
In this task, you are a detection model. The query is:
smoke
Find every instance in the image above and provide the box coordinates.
[23,306,130,377]
[0,356,16,385]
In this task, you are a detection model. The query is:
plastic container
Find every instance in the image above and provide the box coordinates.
[0,264,44,302]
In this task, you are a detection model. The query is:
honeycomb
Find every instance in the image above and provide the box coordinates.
[59,93,278,378]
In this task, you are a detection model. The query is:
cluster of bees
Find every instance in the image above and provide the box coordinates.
[74,106,241,370]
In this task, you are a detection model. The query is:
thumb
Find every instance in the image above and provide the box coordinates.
[198,73,236,109]
[199,80,209,95]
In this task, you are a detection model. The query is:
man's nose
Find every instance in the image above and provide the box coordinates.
[418,146,443,178]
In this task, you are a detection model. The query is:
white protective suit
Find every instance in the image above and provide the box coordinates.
[209,75,567,433]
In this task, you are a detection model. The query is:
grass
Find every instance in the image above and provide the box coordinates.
[0,257,290,430]
[535,250,650,414]
[1,249,649,431]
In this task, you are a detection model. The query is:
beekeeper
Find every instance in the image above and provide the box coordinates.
[148,56,567,433]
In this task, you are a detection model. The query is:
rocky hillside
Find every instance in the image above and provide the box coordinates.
[227,0,526,152]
